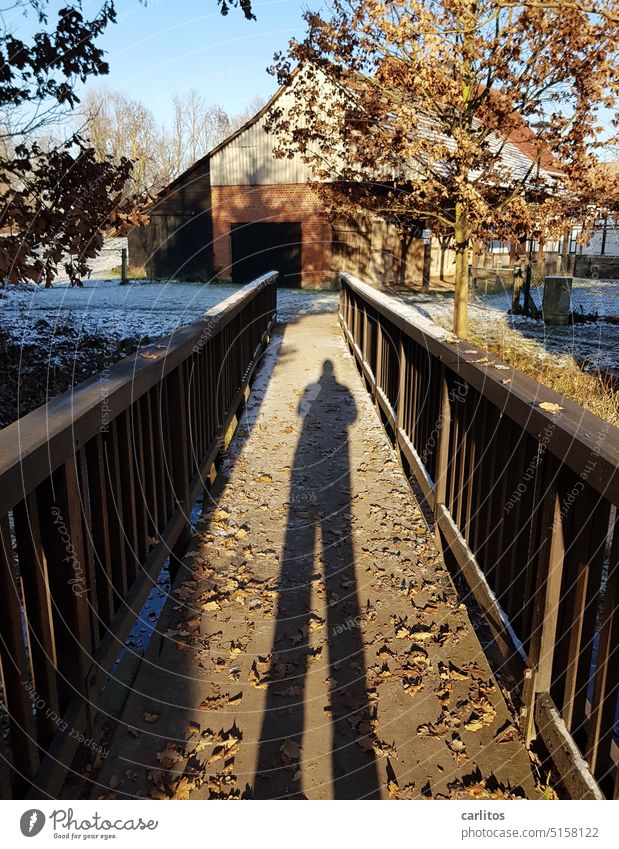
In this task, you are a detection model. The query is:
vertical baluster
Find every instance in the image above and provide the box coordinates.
[585,523,619,791]
[462,395,479,548]
[453,394,470,530]
[84,434,114,628]
[433,366,452,528]
[486,418,514,595]
[523,454,565,742]
[396,335,407,434]
[36,462,93,711]
[470,399,489,558]
[131,401,150,566]
[116,411,139,587]
[195,349,206,463]
[503,429,531,622]
[102,420,128,601]
[76,449,99,650]
[446,383,460,516]
[555,491,608,736]
[418,354,430,461]
[411,343,422,450]
[166,366,191,573]
[0,514,40,790]
[140,391,159,541]
[154,382,171,525]
[375,320,383,396]
[13,494,60,745]
[476,406,500,574]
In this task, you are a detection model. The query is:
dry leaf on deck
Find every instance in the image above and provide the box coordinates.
[280,739,302,760]
[143,712,159,723]
[538,401,563,414]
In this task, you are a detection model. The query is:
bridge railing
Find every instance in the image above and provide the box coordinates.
[0,272,277,797]
[339,272,619,800]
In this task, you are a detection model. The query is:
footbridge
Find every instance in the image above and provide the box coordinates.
[0,273,617,800]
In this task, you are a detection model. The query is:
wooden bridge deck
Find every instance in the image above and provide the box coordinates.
[64,313,538,800]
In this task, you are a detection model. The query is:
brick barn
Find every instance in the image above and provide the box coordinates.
[129,74,561,288]
[128,79,428,288]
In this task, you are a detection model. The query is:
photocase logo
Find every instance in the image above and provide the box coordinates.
[19,810,46,837]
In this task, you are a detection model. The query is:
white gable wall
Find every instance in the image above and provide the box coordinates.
[210,85,315,186]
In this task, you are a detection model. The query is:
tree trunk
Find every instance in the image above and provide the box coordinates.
[453,210,470,336]
[421,239,432,293]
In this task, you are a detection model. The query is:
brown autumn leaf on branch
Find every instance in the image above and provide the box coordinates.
[267,0,619,336]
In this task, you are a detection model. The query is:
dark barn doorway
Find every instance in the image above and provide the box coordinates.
[231,222,302,287]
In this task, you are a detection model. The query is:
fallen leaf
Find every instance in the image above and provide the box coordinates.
[143,712,159,723]
[173,777,193,799]
[280,739,302,760]
[538,401,563,414]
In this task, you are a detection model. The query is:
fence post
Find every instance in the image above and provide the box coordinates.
[120,248,128,285]
[422,239,432,293]
[512,264,523,312]
[522,261,533,316]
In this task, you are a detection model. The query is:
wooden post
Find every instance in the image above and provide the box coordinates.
[522,260,533,317]
[512,265,523,313]
[120,248,128,285]
[395,336,407,430]
[585,531,619,783]
[558,228,570,274]
[0,515,40,791]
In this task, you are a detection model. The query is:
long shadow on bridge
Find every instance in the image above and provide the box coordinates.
[63,313,539,801]
[254,360,380,799]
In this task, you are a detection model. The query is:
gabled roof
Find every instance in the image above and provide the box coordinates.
[507,124,564,176]
[159,70,301,198]
[158,65,561,198]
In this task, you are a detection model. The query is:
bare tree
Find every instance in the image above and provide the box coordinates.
[82,90,161,196]
[83,88,267,195]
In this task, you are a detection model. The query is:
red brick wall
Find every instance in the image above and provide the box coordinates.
[211,184,333,287]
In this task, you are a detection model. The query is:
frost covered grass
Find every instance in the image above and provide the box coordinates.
[397,283,619,426]
[0,277,338,428]
[0,277,339,346]
[469,331,619,427]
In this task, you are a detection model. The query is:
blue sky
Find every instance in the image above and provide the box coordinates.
[79,0,313,124]
[8,1,616,143]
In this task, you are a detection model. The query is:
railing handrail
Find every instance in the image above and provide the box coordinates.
[340,272,619,504]
[0,270,278,798]
[339,272,618,800]
[0,272,278,518]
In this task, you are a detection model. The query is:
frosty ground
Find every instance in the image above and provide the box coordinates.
[0,277,340,345]
[3,275,619,361]
[2,271,619,429]
[398,279,619,376]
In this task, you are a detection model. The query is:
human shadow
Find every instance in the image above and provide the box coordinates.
[253,360,380,799]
